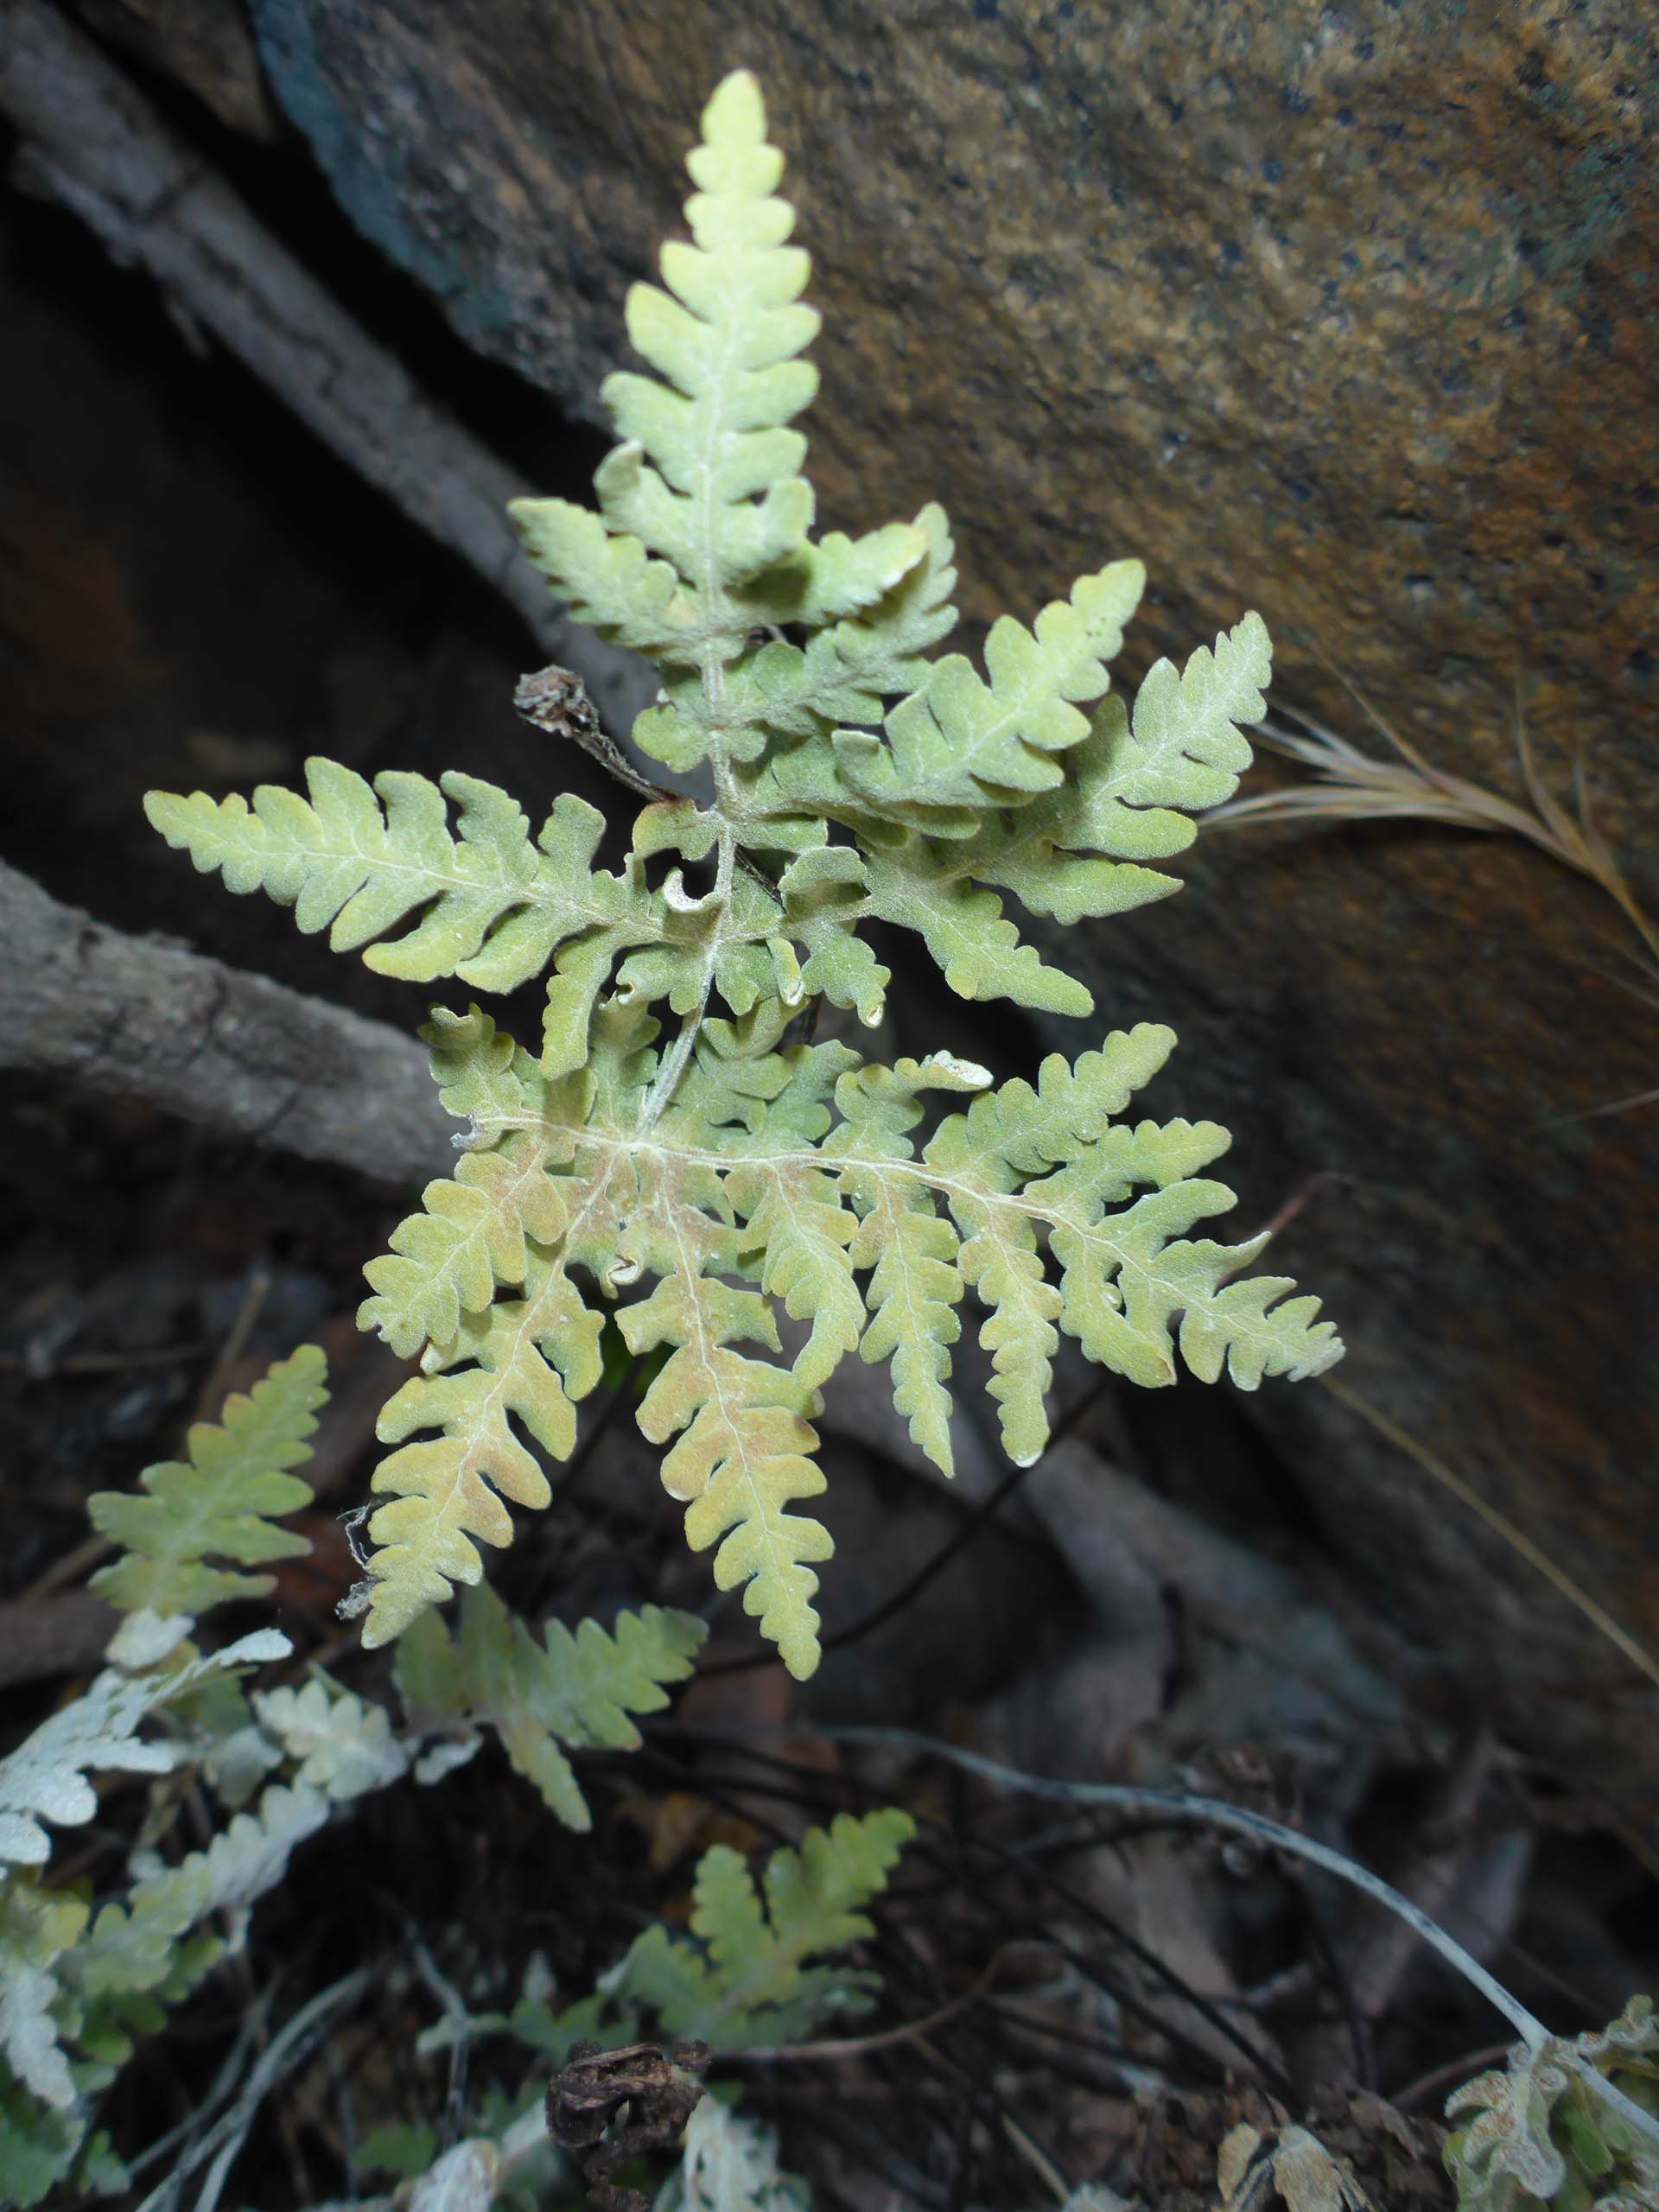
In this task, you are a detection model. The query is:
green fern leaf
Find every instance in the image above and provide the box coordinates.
[964,613,1272,929]
[87,1347,325,1617]
[144,769,662,1001]
[361,1251,606,1649]
[721,502,958,753]
[73,1782,329,2003]
[597,73,816,601]
[619,1185,832,1681]
[767,620,1272,1017]
[836,559,1144,813]
[250,1682,409,1801]
[616,1808,913,2046]
[0,1883,89,2109]
[149,67,1339,1683]
[391,1583,704,1830]
[350,1001,1334,1666]
[507,497,689,655]
[0,1629,289,1870]
[830,1054,994,1478]
[858,841,1093,1014]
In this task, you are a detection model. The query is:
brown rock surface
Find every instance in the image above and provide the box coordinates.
[94,3,1659,1788]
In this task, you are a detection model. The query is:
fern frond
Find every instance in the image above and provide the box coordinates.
[0,1629,289,1870]
[619,1161,831,1681]
[351,1002,1334,1666]
[836,559,1145,813]
[0,1777,330,2202]
[514,70,822,783]
[0,1883,89,2108]
[919,633,1256,928]
[766,620,1273,1017]
[616,1808,913,2047]
[597,73,817,601]
[391,1583,704,1830]
[364,1255,607,1648]
[1440,1998,1659,2212]
[87,1346,325,1617]
[148,67,1337,1683]
[73,1782,329,2002]
[144,768,663,1008]
[251,1682,410,1801]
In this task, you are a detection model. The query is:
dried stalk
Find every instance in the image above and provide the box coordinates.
[1211,678,1659,969]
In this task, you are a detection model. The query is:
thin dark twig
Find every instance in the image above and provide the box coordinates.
[1391,2040,1516,2113]
[696,1373,1112,1677]
[964,1827,1295,2094]
[546,1357,644,1516]
[1298,1879,1375,2091]
[1013,1923,1232,2089]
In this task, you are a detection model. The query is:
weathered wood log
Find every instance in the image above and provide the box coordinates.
[1,859,449,1186]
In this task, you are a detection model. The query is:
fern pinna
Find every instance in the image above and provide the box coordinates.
[147,73,1341,1680]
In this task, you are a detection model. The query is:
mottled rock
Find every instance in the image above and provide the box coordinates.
[183,2,1659,1785]
[71,0,276,137]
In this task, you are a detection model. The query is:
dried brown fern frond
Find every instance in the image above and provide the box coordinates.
[1211,675,1659,969]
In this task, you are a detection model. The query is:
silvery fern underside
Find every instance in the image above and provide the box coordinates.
[147,72,1341,1679]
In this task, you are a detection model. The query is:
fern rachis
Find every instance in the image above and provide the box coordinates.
[146,71,1341,1682]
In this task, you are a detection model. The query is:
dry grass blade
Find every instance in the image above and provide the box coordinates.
[1323,1376,1659,1695]
[1210,673,1659,969]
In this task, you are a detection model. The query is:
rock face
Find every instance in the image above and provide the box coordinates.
[126,2,1659,1782]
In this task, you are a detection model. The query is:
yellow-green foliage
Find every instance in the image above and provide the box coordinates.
[86,1346,325,1615]
[1444,1999,1659,2212]
[146,72,1341,1682]
[2,1351,708,2205]
[392,1582,705,1830]
[613,1808,914,2048]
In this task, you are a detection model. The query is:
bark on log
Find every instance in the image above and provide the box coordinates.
[0,0,652,736]
[1,859,450,1186]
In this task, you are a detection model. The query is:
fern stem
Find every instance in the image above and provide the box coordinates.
[638,822,736,1131]
[725,1726,1552,2040]
[802,1729,1659,2154]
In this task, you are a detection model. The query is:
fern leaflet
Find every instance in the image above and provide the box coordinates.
[391,1581,704,1829]
[87,1345,325,1616]
[614,1808,913,2047]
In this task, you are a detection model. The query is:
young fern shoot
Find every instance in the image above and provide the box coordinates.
[147,72,1341,1681]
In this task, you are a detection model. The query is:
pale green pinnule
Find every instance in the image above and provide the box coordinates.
[505,498,689,657]
[836,557,1145,812]
[858,839,1096,1014]
[727,501,958,757]
[1109,610,1271,823]
[594,71,817,625]
[0,1631,289,1870]
[391,1582,704,1830]
[614,1808,914,2046]
[88,1345,325,1618]
[251,1681,409,1801]
[143,766,662,995]
[1443,1999,1659,2212]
